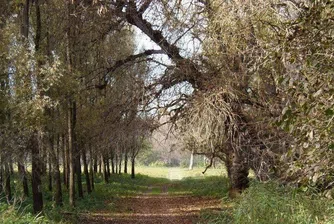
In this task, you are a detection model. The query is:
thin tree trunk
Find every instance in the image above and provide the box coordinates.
[63,134,68,188]
[89,146,94,190]
[101,155,108,183]
[31,0,43,213]
[82,146,91,194]
[115,153,118,174]
[118,153,122,175]
[18,160,29,196]
[4,162,12,203]
[73,102,83,199]
[106,157,110,177]
[48,154,52,192]
[189,149,194,170]
[75,154,83,198]
[131,158,135,179]
[93,154,98,173]
[0,162,3,193]
[111,151,115,174]
[54,135,63,206]
[31,132,43,213]
[68,100,75,207]
[9,159,13,175]
[124,149,128,174]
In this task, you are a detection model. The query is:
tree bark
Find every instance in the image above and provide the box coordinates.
[68,100,75,207]
[106,157,110,178]
[189,149,194,170]
[30,0,44,213]
[73,102,83,199]
[131,158,135,179]
[115,154,118,174]
[89,146,94,190]
[98,158,101,174]
[63,134,69,188]
[124,149,128,174]
[111,151,115,174]
[54,135,63,206]
[82,146,92,194]
[101,155,108,183]
[18,160,29,197]
[93,154,98,173]
[48,154,52,192]
[4,162,12,204]
[118,153,122,175]
[226,149,249,194]
[21,0,30,39]
[31,132,43,213]
[0,162,3,194]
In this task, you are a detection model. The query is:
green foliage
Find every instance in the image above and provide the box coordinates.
[271,1,334,191]
[0,203,50,224]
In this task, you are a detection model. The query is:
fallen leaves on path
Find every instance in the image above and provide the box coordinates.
[80,185,222,224]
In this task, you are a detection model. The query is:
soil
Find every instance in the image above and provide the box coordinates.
[79,185,222,224]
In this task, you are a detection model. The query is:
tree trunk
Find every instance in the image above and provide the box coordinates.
[4,162,12,204]
[18,160,29,197]
[118,154,122,175]
[68,100,75,207]
[31,132,43,213]
[124,149,128,174]
[226,150,249,195]
[89,147,94,190]
[63,134,68,188]
[73,102,83,199]
[9,159,14,175]
[82,147,92,194]
[48,154,52,192]
[101,155,108,183]
[98,158,101,174]
[106,157,110,177]
[131,158,135,179]
[93,154,98,173]
[189,149,194,170]
[54,135,63,206]
[0,162,3,194]
[115,154,118,174]
[111,151,115,174]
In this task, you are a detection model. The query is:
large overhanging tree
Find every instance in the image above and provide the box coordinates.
[97,0,260,192]
[99,0,334,194]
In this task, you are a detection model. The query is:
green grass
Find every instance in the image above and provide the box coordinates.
[136,166,226,179]
[2,167,333,224]
[199,181,334,224]
[0,166,227,223]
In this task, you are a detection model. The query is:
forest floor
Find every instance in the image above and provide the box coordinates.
[78,167,228,224]
[79,183,222,224]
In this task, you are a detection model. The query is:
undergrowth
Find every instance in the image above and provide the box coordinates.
[200,181,334,224]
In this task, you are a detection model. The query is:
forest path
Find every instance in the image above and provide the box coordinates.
[79,183,222,224]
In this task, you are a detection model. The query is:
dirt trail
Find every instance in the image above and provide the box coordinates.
[80,185,222,224]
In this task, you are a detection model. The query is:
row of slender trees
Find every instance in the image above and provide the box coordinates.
[0,0,153,213]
